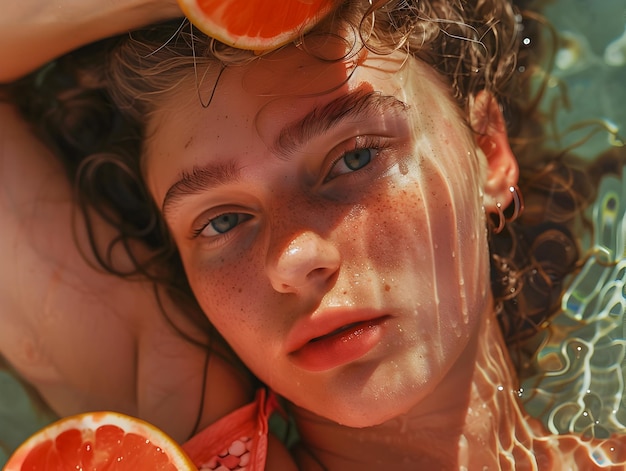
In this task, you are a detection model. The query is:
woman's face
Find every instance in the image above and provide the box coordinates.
[145,45,495,427]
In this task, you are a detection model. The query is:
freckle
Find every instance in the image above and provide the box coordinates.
[385,284,391,292]
[399,161,408,175]
[238,288,242,293]
[343,290,347,295]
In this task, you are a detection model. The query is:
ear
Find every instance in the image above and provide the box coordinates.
[469,91,519,212]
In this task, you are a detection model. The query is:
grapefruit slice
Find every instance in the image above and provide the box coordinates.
[4,411,197,471]
[177,0,339,51]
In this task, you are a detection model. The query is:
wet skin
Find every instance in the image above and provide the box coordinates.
[0,103,252,443]
[144,44,500,430]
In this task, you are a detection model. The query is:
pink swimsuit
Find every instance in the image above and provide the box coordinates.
[182,389,278,471]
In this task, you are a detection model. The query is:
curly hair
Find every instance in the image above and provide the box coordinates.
[2,0,595,357]
[103,0,523,120]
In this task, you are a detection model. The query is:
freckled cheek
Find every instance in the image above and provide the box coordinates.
[352,172,479,288]
[184,251,268,327]
[347,185,430,277]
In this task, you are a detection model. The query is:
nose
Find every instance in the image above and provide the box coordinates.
[268,231,341,295]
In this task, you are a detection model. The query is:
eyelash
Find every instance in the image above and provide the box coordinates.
[323,135,390,183]
[190,211,252,240]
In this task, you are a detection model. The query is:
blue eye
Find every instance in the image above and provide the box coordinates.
[328,147,378,180]
[197,213,251,238]
[344,148,373,170]
[210,213,241,233]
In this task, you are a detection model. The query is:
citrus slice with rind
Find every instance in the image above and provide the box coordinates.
[4,411,197,470]
[177,0,339,51]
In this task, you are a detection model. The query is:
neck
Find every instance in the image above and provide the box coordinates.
[290,312,545,470]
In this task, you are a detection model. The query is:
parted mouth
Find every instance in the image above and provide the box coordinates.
[286,308,391,354]
[309,320,378,343]
[286,314,391,372]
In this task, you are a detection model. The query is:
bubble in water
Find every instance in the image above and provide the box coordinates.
[604,26,626,66]
[555,31,596,72]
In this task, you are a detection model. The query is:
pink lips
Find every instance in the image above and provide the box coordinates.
[287,310,389,372]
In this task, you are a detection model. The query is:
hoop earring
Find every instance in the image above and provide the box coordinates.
[491,186,524,234]
[493,202,506,234]
[505,185,524,223]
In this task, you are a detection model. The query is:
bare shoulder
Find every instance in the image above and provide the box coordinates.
[0,103,253,441]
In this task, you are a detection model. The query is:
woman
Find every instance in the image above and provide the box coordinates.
[5,0,622,468]
[68,0,623,468]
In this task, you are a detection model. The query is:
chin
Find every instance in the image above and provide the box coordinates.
[324,404,415,430]
[307,387,423,429]
[335,412,400,429]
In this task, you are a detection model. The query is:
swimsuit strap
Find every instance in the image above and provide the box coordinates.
[183,389,279,470]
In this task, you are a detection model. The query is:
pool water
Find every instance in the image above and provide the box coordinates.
[0,358,56,466]
[533,0,626,159]
[531,0,626,159]
[517,0,626,443]
[519,170,626,438]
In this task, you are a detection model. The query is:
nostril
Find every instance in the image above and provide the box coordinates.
[308,266,332,279]
[306,266,339,285]
[268,231,341,294]
[277,267,338,293]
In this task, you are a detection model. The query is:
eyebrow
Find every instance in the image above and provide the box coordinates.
[162,161,241,218]
[273,89,408,157]
[161,90,408,217]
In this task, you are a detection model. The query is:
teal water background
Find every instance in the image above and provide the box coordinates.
[536,0,626,159]
[518,0,626,442]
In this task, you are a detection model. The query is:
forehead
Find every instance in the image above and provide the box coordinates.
[157,46,411,122]
[144,45,459,200]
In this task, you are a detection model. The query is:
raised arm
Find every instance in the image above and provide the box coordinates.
[0,101,254,442]
[0,0,182,82]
